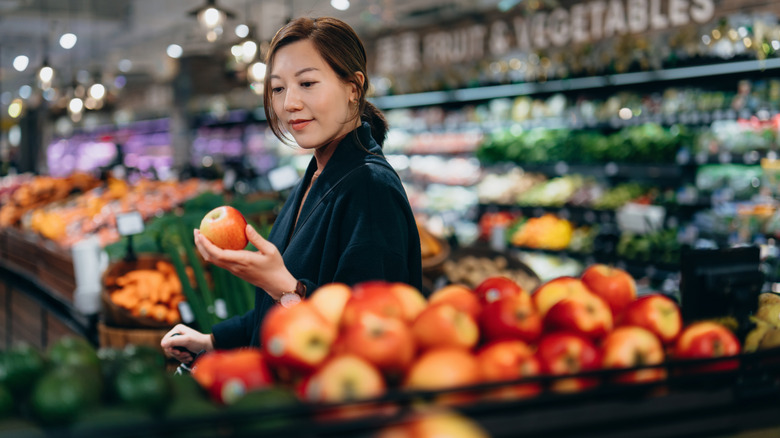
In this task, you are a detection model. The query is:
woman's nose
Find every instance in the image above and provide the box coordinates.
[284,88,302,112]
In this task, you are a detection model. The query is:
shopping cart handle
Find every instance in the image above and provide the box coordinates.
[170,333,205,366]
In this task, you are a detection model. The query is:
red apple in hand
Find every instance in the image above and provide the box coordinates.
[428,284,482,318]
[260,301,337,376]
[199,205,248,250]
[308,283,352,326]
[532,276,593,318]
[474,276,525,305]
[476,340,542,400]
[536,332,601,393]
[581,264,637,317]
[544,293,613,340]
[335,311,416,375]
[601,326,666,383]
[412,303,479,351]
[479,295,542,344]
[673,322,741,373]
[618,294,682,345]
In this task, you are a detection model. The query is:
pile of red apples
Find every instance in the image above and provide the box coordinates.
[194,264,742,410]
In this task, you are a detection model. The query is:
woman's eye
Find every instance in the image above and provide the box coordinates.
[271,87,283,94]
[301,81,315,88]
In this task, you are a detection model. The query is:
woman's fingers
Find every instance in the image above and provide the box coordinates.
[246,224,275,255]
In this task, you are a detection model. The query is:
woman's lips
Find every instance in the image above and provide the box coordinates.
[290,120,311,131]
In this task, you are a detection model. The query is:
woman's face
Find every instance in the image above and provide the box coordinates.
[269,39,360,150]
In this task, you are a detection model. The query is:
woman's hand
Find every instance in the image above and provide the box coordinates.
[194,224,297,300]
[160,324,214,364]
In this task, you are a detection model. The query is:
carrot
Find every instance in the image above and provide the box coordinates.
[133,299,154,318]
[165,309,181,325]
[149,304,169,322]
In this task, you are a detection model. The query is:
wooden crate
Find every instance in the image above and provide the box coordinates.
[37,241,76,302]
[98,322,168,355]
[3,228,39,279]
[10,290,43,349]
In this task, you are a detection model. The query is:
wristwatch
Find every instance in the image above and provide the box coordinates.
[279,280,306,308]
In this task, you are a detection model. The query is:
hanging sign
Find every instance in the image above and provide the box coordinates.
[373,0,716,76]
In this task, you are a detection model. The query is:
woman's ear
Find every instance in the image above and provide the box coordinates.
[351,72,366,101]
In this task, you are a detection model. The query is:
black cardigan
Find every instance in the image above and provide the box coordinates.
[211,123,423,349]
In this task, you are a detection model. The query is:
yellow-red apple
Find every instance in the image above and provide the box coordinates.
[199,205,248,250]
[428,284,482,318]
[536,332,601,393]
[479,295,542,343]
[308,282,352,326]
[532,276,593,317]
[341,281,405,328]
[476,340,542,400]
[618,294,682,345]
[543,293,613,340]
[581,264,637,317]
[412,303,479,351]
[672,321,741,373]
[404,348,481,405]
[375,409,490,438]
[260,301,337,376]
[335,311,416,375]
[390,282,427,323]
[601,326,667,383]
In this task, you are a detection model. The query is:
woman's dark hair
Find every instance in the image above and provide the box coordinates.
[263,17,388,147]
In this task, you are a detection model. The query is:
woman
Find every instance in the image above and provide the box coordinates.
[162,17,422,362]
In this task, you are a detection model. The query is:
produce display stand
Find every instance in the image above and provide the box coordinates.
[37,349,780,438]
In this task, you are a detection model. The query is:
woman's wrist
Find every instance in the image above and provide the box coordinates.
[270,275,299,302]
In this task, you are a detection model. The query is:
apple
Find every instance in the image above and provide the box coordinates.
[412,303,479,351]
[390,282,428,323]
[473,276,525,305]
[536,332,601,393]
[404,348,481,405]
[672,321,741,373]
[335,310,416,375]
[191,348,274,405]
[543,293,613,340]
[375,409,491,438]
[479,295,542,344]
[198,205,248,250]
[340,281,405,328]
[308,282,352,326]
[618,294,682,345]
[428,284,482,318]
[476,340,542,400]
[301,354,392,421]
[301,354,386,402]
[601,326,667,383]
[532,276,593,318]
[260,301,338,377]
[580,264,637,317]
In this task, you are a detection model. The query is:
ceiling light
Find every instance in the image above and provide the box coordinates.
[13,55,29,72]
[19,85,32,99]
[59,33,77,49]
[8,99,23,119]
[68,97,84,114]
[88,83,105,100]
[248,62,266,82]
[189,0,236,30]
[167,44,183,59]
[118,59,132,73]
[39,65,55,86]
[235,24,249,38]
[331,0,350,11]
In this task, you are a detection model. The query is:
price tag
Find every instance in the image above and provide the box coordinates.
[616,203,666,234]
[554,161,569,175]
[214,299,228,319]
[604,162,619,176]
[116,211,144,236]
[178,301,195,324]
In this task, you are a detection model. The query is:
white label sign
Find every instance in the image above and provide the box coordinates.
[116,211,145,236]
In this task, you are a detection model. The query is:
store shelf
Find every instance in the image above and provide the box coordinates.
[371,58,780,110]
